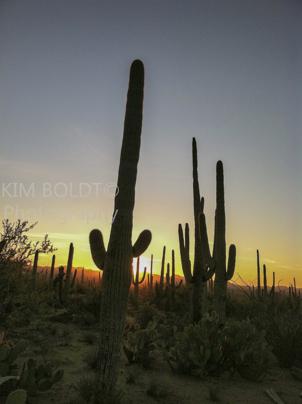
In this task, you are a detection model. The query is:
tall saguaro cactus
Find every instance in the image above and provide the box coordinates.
[178,138,215,322]
[89,60,151,392]
[213,161,236,319]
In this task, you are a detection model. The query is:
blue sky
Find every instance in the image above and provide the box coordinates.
[0,0,301,284]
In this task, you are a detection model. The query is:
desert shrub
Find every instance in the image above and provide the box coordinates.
[167,314,224,377]
[123,322,158,368]
[168,315,271,380]
[222,319,271,381]
[265,310,302,368]
[72,376,123,404]
[136,303,161,329]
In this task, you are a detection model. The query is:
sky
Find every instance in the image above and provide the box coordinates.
[0,0,301,286]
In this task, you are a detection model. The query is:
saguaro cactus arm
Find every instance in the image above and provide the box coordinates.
[133,257,147,285]
[226,244,236,281]
[89,229,106,270]
[178,223,192,283]
[160,245,166,287]
[199,212,216,281]
[132,230,152,257]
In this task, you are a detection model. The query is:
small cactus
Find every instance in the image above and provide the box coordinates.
[132,257,147,297]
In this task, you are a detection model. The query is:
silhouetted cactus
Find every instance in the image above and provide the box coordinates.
[213,160,236,319]
[178,223,192,283]
[159,246,166,292]
[256,250,261,297]
[53,266,65,304]
[89,60,151,391]
[263,264,268,296]
[166,263,170,287]
[31,250,39,290]
[81,268,85,283]
[133,257,147,297]
[71,268,78,288]
[178,139,215,322]
[149,254,154,289]
[63,243,74,298]
[49,254,55,286]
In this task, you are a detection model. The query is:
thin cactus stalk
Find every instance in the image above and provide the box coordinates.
[31,250,39,290]
[171,250,175,288]
[71,268,78,288]
[263,264,267,296]
[149,254,153,289]
[132,257,147,297]
[178,223,192,283]
[81,268,84,283]
[256,249,261,297]
[49,254,55,286]
[159,246,166,291]
[63,243,74,299]
[166,263,170,286]
[213,161,236,320]
[89,60,151,392]
[270,271,275,297]
[293,277,297,297]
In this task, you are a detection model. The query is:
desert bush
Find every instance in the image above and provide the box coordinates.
[222,319,271,380]
[72,376,123,404]
[167,314,224,377]
[123,322,158,368]
[168,314,271,380]
[265,310,302,368]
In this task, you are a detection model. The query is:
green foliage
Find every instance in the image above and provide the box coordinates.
[123,322,158,368]
[18,358,63,396]
[72,376,123,404]
[168,314,224,377]
[222,319,271,381]
[5,389,27,404]
[265,310,302,368]
[0,341,27,377]
[168,315,271,380]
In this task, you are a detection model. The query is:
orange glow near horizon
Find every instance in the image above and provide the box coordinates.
[33,230,301,288]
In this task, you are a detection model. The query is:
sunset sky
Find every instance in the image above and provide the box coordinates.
[0,0,301,286]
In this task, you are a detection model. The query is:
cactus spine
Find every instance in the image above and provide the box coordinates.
[89,60,151,392]
[213,161,236,319]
